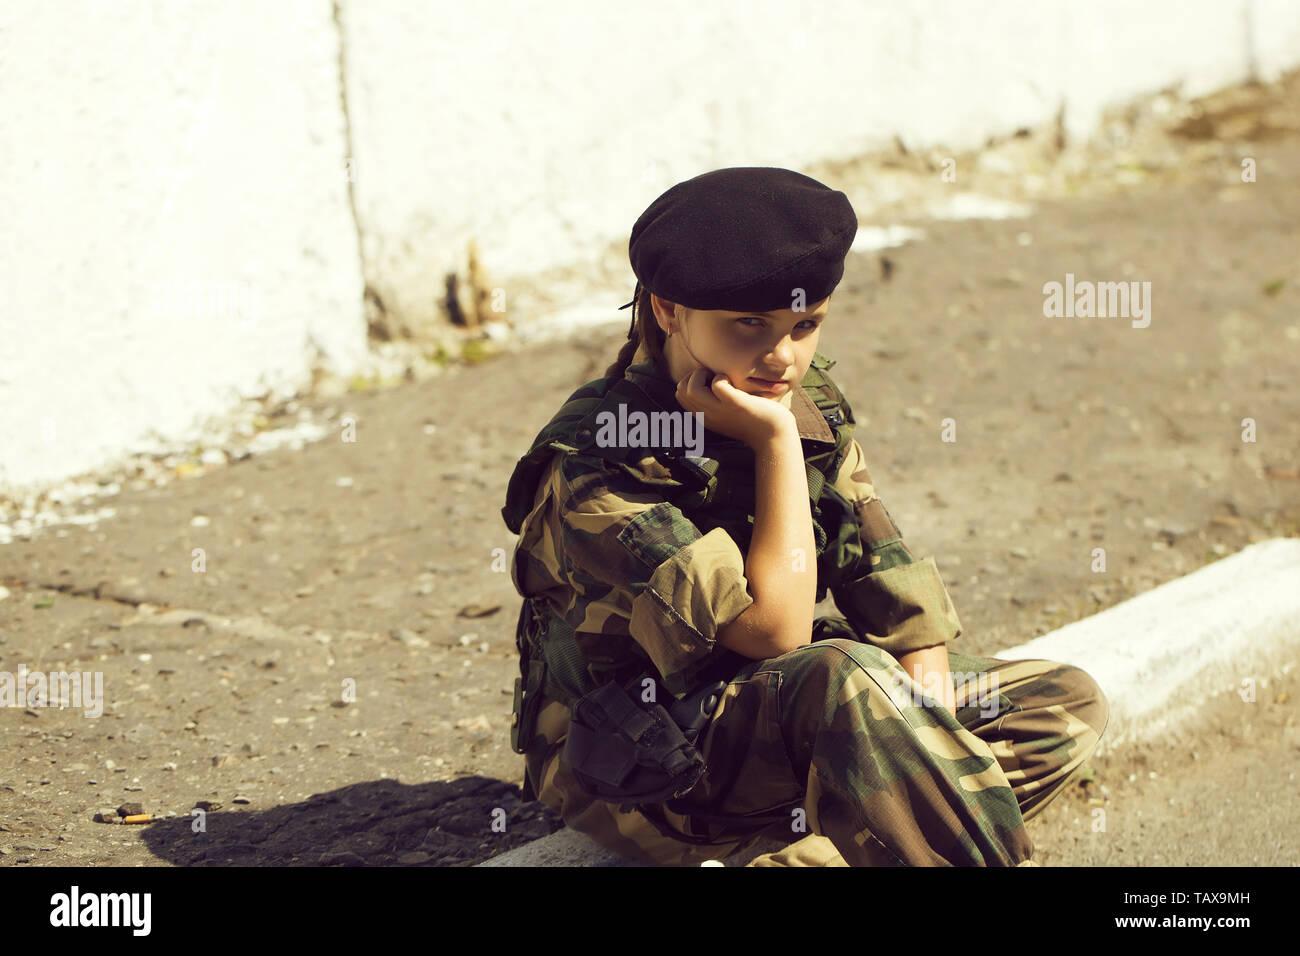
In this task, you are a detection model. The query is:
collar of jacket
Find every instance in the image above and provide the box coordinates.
[621,339,837,445]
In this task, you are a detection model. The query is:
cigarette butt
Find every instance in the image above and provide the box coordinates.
[122,814,151,824]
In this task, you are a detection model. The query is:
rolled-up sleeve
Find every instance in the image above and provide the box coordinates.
[828,439,963,655]
[558,462,754,697]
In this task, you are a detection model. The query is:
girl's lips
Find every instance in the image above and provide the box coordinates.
[749,377,790,391]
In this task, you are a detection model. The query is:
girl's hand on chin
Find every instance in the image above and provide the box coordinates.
[675,368,796,449]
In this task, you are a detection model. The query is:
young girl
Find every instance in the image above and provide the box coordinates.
[501,167,1109,866]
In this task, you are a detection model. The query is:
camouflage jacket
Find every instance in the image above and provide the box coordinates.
[501,340,964,712]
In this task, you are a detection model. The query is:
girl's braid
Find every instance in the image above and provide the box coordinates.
[603,281,667,379]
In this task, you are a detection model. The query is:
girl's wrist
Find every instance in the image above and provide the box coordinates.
[745,417,800,452]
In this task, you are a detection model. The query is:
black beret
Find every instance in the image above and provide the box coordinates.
[621,166,858,314]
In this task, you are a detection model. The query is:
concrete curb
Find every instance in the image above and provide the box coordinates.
[994,537,1300,754]
[479,538,1300,866]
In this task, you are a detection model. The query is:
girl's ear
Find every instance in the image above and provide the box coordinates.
[650,294,678,336]
[668,303,691,336]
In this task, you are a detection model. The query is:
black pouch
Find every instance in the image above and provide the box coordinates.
[563,675,726,805]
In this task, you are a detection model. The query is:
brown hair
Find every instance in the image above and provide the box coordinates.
[603,283,677,379]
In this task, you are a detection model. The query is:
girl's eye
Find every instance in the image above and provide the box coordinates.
[735,316,820,330]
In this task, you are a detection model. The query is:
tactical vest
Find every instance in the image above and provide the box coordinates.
[501,352,869,758]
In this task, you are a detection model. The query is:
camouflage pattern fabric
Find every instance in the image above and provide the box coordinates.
[504,341,1109,865]
[508,342,965,706]
[527,639,1108,866]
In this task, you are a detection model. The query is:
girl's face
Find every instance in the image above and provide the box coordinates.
[653,294,831,405]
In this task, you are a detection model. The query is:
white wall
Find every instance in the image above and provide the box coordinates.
[343,0,1299,322]
[2,0,1297,497]
[0,0,365,495]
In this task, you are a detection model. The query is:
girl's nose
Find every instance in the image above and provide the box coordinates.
[768,336,795,366]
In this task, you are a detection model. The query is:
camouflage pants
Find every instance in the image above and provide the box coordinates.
[528,630,1109,866]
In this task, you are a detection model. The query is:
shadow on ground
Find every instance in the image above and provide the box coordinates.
[137,776,564,867]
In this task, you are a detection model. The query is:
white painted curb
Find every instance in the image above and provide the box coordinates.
[995,537,1300,754]
[479,538,1300,866]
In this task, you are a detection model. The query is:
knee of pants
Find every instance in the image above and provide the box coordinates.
[1057,663,1110,739]
[777,637,894,693]
[773,638,913,725]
